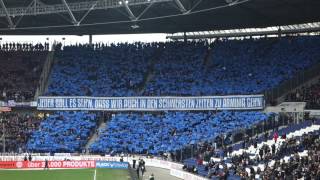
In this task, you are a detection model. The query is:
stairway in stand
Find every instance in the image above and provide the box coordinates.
[202,47,213,71]
[136,46,164,94]
[84,120,107,154]
[34,46,56,99]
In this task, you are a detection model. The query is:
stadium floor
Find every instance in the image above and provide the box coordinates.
[0,168,130,180]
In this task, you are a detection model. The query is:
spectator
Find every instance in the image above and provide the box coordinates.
[0,51,47,101]
[273,131,279,143]
[0,112,41,152]
[271,144,276,155]
[286,78,320,109]
[132,157,136,169]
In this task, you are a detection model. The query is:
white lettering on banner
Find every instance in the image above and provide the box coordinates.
[28,162,41,168]
[147,99,157,109]
[38,98,55,108]
[55,99,68,108]
[70,98,77,108]
[159,99,195,109]
[140,99,146,108]
[195,99,214,109]
[96,162,128,168]
[247,98,262,108]
[95,99,109,109]
[37,95,264,111]
[77,99,93,108]
[214,99,222,108]
[6,160,97,169]
[123,99,139,109]
[50,161,62,167]
[63,161,95,168]
[222,98,246,108]
[16,162,23,168]
[111,99,122,109]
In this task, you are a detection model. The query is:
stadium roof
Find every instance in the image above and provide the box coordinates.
[0,0,319,35]
[167,22,320,40]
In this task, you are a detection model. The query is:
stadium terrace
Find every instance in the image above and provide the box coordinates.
[0,35,320,180]
[0,0,320,179]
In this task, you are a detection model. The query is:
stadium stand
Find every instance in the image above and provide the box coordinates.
[26,35,320,156]
[144,41,208,95]
[182,120,320,179]
[286,78,320,109]
[45,36,320,97]
[0,1,319,179]
[27,111,98,153]
[90,111,270,155]
[0,35,318,180]
[0,51,47,101]
[46,43,158,96]
[198,36,320,95]
[0,112,41,153]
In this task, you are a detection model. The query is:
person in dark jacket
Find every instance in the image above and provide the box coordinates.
[133,157,137,169]
[44,159,49,170]
[272,144,276,155]
[259,148,264,160]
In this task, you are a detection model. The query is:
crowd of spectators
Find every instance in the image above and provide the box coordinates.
[183,122,320,179]
[0,51,47,102]
[144,41,207,95]
[148,36,319,95]
[259,133,320,179]
[27,111,98,153]
[286,78,320,109]
[198,36,320,95]
[90,111,270,155]
[231,130,320,179]
[46,42,158,96]
[45,36,320,97]
[0,112,41,153]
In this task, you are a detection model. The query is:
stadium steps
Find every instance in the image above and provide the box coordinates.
[136,46,164,94]
[202,47,213,70]
[231,121,320,156]
[34,50,55,99]
[84,121,107,154]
